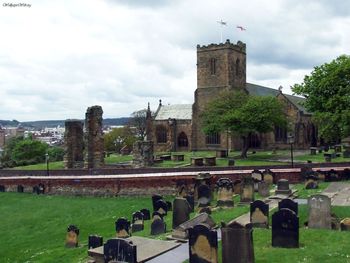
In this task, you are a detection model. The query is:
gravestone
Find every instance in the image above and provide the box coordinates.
[140,209,151,220]
[188,224,218,263]
[324,153,332,162]
[88,235,103,249]
[154,199,168,215]
[308,194,331,229]
[272,208,299,248]
[305,174,318,189]
[38,183,45,194]
[278,198,298,215]
[233,179,242,194]
[310,147,317,155]
[340,218,350,231]
[199,207,212,214]
[172,213,216,240]
[115,217,130,238]
[258,181,270,197]
[172,197,191,229]
[66,225,79,248]
[240,177,254,204]
[252,170,263,192]
[204,156,216,166]
[275,179,292,195]
[228,158,235,166]
[131,211,144,233]
[216,178,234,207]
[263,169,275,185]
[120,145,131,155]
[177,184,189,197]
[216,149,228,158]
[172,154,185,161]
[0,185,5,192]
[194,173,212,202]
[17,185,24,193]
[250,200,269,228]
[197,184,211,207]
[325,169,339,182]
[104,238,137,263]
[151,212,166,235]
[221,221,254,263]
[186,195,195,212]
[191,157,204,166]
[152,194,163,211]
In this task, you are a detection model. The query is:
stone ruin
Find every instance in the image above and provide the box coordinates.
[63,120,84,169]
[84,106,104,169]
[132,140,154,168]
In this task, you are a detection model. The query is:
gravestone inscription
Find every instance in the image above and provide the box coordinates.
[308,194,331,229]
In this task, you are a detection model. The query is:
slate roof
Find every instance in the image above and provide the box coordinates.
[246,83,309,114]
[154,104,192,120]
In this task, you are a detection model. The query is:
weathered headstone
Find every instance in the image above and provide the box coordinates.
[240,177,254,204]
[194,173,212,202]
[131,211,144,233]
[63,120,84,169]
[275,179,292,195]
[325,169,339,182]
[308,194,331,229]
[278,198,298,215]
[103,238,137,263]
[252,170,263,192]
[0,185,5,192]
[216,178,234,207]
[154,199,168,215]
[177,183,189,197]
[305,174,318,189]
[250,200,269,228]
[88,235,103,249]
[258,181,270,197]
[66,225,79,248]
[140,209,151,220]
[262,169,275,185]
[221,221,254,263]
[17,185,24,193]
[115,217,131,238]
[188,224,218,263]
[151,212,166,235]
[233,179,242,194]
[172,198,191,229]
[272,208,299,248]
[152,194,163,211]
[186,195,195,212]
[197,184,211,207]
[340,218,350,231]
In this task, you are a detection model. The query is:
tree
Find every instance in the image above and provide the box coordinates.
[292,55,350,143]
[202,91,287,158]
[104,127,137,153]
[128,109,148,140]
[11,139,48,165]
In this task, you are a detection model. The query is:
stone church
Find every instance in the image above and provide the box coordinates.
[146,39,317,152]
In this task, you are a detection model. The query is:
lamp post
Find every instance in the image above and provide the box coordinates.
[287,134,295,168]
[45,153,50,177]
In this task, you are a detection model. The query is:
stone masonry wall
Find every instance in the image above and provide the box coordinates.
[63,120,84,169]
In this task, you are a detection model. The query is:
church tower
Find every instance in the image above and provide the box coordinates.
[192,39,247,150]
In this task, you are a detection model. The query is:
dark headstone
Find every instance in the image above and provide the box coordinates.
[38,183,45,194]
[258,181,270,197]
[172,198,191,229]
[305,174,318,189]
[166,201,172,211]
[272,208,299,248]
[275,179,292,195]
[325,169,339,182]
[324,153,332,162]
[216,178,234,207]
[66,225,79,248]
[151,213,166,235]
[88,235,103,249]
[310,147,317,155]
[185,195,195,212]
[199,206,212,215]
[103,238,137,263]
[115,217,130,238]
[197,184,211,207]
[240,177,254,204]
[131,211,144,233]
[17,185,24,193]
[188,224,218,263]
[228,158,235,166]
[154,199,168,215]
[191,157,204,166]
[250,200,269,228]
[177,183,189,197]
[221,221,254,263]
[308,194,331,229]
[194,173,212,202]
[204,156,216,166]
[152,194,163,211]
[278,199,298,215]
[140,209,151,220]
[342,168,350,180]
[0,185,4,192]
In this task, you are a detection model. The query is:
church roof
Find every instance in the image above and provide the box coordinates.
[155,104,192,120]
[246,83,309,114]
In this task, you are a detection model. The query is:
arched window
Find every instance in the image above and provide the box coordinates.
[235,58,240,76]
[156,125,167,143]
[206,132,220,145]
[177,132,188,147]
[275,126,287,143]
[210,58,217,75]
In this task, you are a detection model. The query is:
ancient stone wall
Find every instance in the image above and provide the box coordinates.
[63,120,84,169]
[132,141,154,167]
[84,106,104,168]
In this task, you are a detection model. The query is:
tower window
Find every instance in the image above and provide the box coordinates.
[206,132,220,145]
[178,132,188,147]
[210,58,217,75]
[275,126,287,143]
[235,58,240,76]
[156,125,167,143]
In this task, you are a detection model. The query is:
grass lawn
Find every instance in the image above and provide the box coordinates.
[293,182,330,199]
[0,192,249,263]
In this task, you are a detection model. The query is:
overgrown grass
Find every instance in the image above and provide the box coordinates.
[293,182,330,199]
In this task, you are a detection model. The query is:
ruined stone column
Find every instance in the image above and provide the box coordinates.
[84,106,104,169]
[132,141,154,168]
[63,120,84,169]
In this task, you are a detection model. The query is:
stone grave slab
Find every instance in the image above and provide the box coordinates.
[308,194,331,229]
[263,169,275,185]
[140,209,151,220]
[250,200,269,228]
[278,198,298,215]
[151,212,166,235]
[66,225,79,248]
[275,179,292,195]
[216,178,234,207]
[88,235,103,249]
[131,211,144,233]
[89,236,180,263]
[233,179,242,194]
[188,224,218,263]
[221,221,254,263]
[172,197,191,229]
[272,208,299,248]
[115,217,131,238]
[197,184,211,207]
[258,181,270,197]
[154,199,168,216]
[152,194,163,211]
[239,177,254,205]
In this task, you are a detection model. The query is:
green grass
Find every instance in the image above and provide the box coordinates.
[294,151,350,163]
[293,182,330,199]
[0,192,249,263]
[11,161,65,170]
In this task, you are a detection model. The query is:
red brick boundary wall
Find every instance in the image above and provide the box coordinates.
[0,164,349,196]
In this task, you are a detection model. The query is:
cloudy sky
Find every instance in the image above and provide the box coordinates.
[0,0,349,121]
